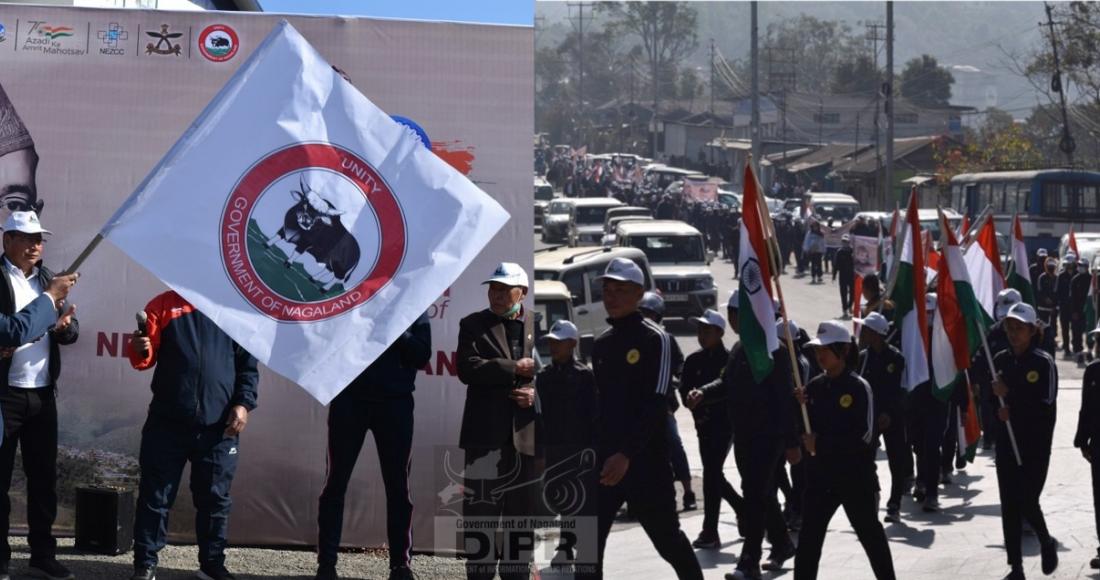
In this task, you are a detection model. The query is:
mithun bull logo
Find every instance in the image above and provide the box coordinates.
[264,174,361,295]
[437,448,598,516]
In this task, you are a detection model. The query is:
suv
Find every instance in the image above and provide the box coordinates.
[567,198,625,247]
[602,206,654,246]
[534,246,654,339]
[541,198,575,244]
[615,220,717,318]
[534,176,555,231]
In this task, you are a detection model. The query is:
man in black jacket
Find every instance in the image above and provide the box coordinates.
[1036,257,1059,355]
[128,291,258,580]
[1056,254,1077,357]
[833,235,856,319]
[315,313,431,580]
[592,258,702,580]
[1071,257,1093,362]
[0,211,79,580]
[456,262,537,580]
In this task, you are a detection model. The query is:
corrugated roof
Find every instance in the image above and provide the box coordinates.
[777,143,872,173]
[831,136,939,175]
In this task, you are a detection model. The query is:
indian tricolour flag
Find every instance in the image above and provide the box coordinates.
[99,22,509,404]
[963,215,1005,320]
[888,190,929,391]
[1007,214,1035,306]
[932,209,992,401]
[739,162,778,382]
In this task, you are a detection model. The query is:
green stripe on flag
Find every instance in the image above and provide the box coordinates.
[739,287,774,383]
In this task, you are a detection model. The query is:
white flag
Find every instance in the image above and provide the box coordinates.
[102,21,509,404]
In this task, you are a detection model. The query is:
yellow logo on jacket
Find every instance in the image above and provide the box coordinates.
[839,394,854,409]
[887,363,896,374]
[626,349,641,364]
[1027,370,1039,383]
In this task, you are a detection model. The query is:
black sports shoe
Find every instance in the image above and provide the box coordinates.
[1090,554,1100,569]
[197,565,237,580]
[682,491,697,511]
[28,558,74,580]
[131,565,157,580]
[725,566,762,580]
[315,564,337,580]
[692,532,721,549]
[388,566,414,580]
[1041,538,1058,575]
[922,497,941,513]
[761,543,796,571]
[1004,565,1025,580]
[884,507,901,523]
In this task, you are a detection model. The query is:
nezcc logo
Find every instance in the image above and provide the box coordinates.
[438,448,598,516]
[220,143,407,322]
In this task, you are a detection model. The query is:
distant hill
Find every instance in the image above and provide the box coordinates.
[536,2,1048,117]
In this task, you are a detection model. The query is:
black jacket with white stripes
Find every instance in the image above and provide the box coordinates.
[991,344,1057,449]
[696,344,800,448]
[593,311,672,461]
[802,369,877,479]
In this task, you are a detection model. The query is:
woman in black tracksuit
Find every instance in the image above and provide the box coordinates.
[794,321,895,580]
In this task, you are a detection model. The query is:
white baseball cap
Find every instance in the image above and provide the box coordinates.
[597,257,644,286]
[776,317,800,340]
[727,289,740,310]
[1005,302,1038,325]
[1037,248,1048,257]
[994,288,1023,320]
[692,309,725,329]
[545,319,579,342]
[639,291,665,315]
[854,312,890,336]
[807,320,852,346]
[483,262,529,288]
[2,211,50,236]
[1064,252,1078,263]
[841,234,851,242]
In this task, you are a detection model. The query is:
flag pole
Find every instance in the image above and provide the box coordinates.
[63,233,104,275]
[976,328,1024,466]
[747,158,814,449]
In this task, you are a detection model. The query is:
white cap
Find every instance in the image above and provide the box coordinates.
[776,317,800,340]
[807,320,852,346]
[483,262,529,288]
[692,309,725,329]
[854,312,890,336]
[925,293,938,312]
[545,319,579,342]
[1005,302,1038,325]
[639,291,665,315]
[727,289,740,310]
[1037,248,1048,257]
[2,211,50,236]
[1064,252,1077,263]
[841,234,851,242]
[994,288,1023,320]
[597,257,644,286]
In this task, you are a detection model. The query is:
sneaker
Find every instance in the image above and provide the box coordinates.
[761,543,796,571]
[884,507,901,523]
[682,492,697,512]
[940,470,953,485]
[922,497,940,513]
[27,559,74,580]
[1041,538,1058,575]
[388,566,414,580]
[1004,565,1025,580]
[725,566,762,580]
[315,564,337,580]
[1091,554,1100,569]
[692,532,721,549]
[131,566,157,580]
[913,481,926,502]
[197,565,237,580]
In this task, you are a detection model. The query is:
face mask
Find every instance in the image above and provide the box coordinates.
[503,302,522,319]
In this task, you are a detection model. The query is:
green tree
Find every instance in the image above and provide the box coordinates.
[763,15,861,95]
[900,54,955,108]
[679,66,704,104]
[831,54,880,95]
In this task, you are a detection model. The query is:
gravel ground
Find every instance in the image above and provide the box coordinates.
[5,538,469,580]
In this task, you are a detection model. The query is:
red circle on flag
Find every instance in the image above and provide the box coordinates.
[220,143,407,322]
[198,24,239,62]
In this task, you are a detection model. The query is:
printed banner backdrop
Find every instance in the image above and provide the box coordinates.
[0,5,532,550]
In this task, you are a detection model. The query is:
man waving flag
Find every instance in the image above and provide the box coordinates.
[888,189,929,391]
[1007,214,1036,306]
[98,22,510,404]
[738,162,778,382]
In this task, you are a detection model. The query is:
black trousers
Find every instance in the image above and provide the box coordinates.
[881,419,912,509]
[911,398,947,502]
[318,394,414,569]
[809,254,823,280]
[794,466,896,580]
[666,414,691,483]
[1060,309,1073,352]
[462,445,539,580]
[0,386,57,563]
[997,438,1054,567]
[595,453,702,580]
[1039,308,1058,356]
[733,438,791,570]
[941,404,959,473]
[839,275,854,312]
[1092,456,1100,555]
[1072,311,1087,354]
[697,423,743,535]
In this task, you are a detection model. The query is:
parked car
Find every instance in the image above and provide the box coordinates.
[534,246,655,339]
[534,176,556,231]
[541,198,575,244]
[615,220,717,318]
[566,197,625,247]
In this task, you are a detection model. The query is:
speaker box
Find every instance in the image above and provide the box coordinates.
[75,486,134,555]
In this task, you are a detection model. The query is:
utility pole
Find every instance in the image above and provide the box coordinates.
[818,98,824,146]
[1045,1,1076,166]
[566,2,586,145]
[709,38,716,119]
[855,112,861,160]
[885,1,895,209]
[751,1,761,178]
[767,45,796,169]
[866,20,885,206]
